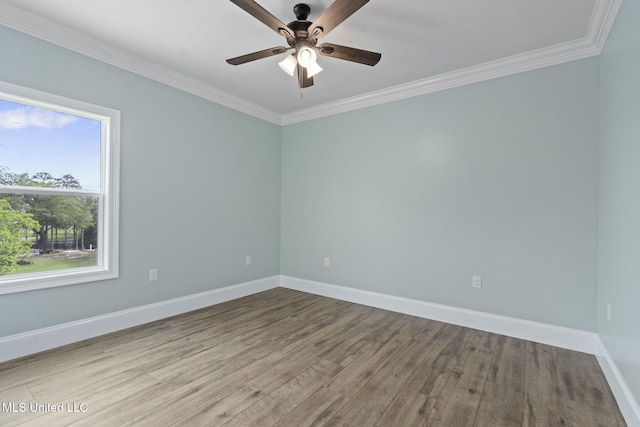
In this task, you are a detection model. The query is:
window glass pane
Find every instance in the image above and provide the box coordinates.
[0,99,101,191]
[0,194,99,276]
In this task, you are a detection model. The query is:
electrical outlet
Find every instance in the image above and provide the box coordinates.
[149,268,158,282]
[324,257,330,267]
[472,275,482,289]
[606,303,612,323]
[245,255,252,266]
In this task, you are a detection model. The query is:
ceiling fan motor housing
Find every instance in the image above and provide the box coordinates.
[287,4,314,45]
[287,19,311,37]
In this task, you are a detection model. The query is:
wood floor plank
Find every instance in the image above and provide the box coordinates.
[0,289,626,427]
[523,341,573,426]
[555,348,626,426]
[422,329,495,426]
[220,359,344,427]
[15,374,161,427]
[373,322,462,427]
[72,360,273,427]
[143,337,330,426]
[121,296,382,426]
[473,335,526,426]
[272,389,349,427]
[275,319,445,426]
[418,324,469,397]
[323,320,439,426]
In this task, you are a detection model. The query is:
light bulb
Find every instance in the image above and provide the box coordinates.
[297,47,317,68]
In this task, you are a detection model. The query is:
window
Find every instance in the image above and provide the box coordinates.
[0,81,119,294]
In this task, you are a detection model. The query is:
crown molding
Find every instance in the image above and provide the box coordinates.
[0,3,282,125]
[0,0,621,127]
[281,39,599,125]
[589,0,624,53]
[281,0,623,125]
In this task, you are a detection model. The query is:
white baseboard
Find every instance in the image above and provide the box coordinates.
[595,337,640,427]
[0,274,597,362]
[280,275,598,354]
[2,274,636,427]
[0,275,280,363]
[281,275,640,426]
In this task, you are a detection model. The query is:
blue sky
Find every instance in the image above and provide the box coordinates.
[0,99,101,190]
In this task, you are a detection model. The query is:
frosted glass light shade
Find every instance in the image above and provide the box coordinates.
[306,62,323,78]
[278,54,297,76]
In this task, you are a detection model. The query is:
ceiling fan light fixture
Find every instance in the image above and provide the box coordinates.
[278,54,297,76]
[227,1,382,89]
[306,62,323,78]
[297,46,317,68]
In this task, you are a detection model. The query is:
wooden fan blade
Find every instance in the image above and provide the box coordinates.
[308,0,369,40]
[226,46,289,65]
[318,43,381,66]
[297,64,314,88]
[230,0,295,39]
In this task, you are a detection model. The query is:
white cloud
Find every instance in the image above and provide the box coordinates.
[0,106,78,130]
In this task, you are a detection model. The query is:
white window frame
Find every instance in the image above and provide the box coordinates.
[0,81,120,295]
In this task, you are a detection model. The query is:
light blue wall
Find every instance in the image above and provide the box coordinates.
[0,25,282,337]
[0,3,637,412]
[599,0,640,407]
[281,58,600,331]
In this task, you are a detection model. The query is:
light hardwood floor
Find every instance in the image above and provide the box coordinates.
[0,288,626,426]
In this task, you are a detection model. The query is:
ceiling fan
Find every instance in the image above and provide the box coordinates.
[226,0,381,88]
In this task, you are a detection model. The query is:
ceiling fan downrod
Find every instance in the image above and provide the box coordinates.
[293,3,310,21]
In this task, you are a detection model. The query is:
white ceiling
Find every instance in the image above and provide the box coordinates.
[0,0,621,124]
